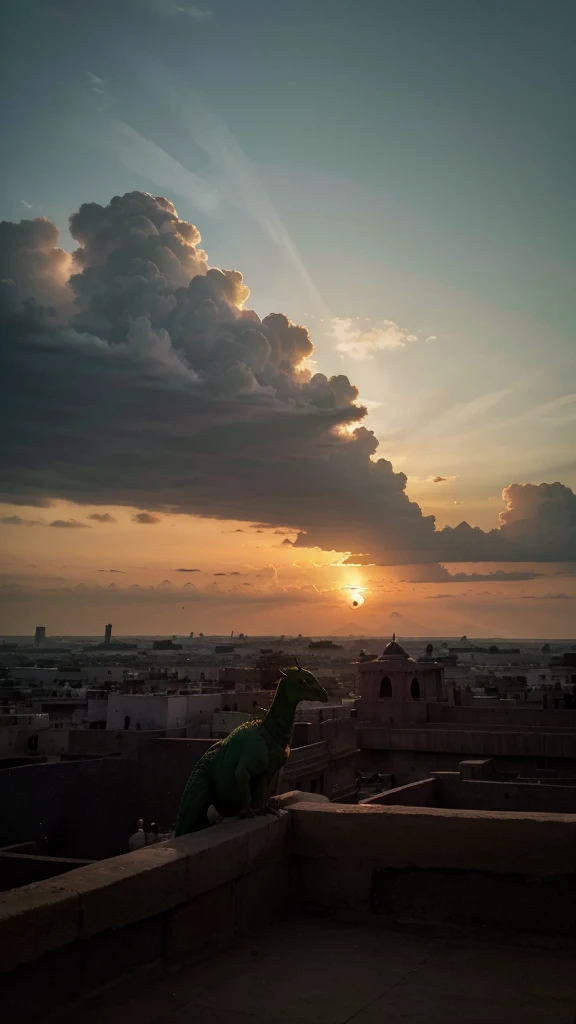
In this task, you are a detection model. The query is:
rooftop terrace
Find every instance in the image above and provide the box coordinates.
[3,796,576,1021]
[53,919,576,1024]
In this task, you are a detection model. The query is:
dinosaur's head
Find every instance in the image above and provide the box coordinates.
[278,660,328,704]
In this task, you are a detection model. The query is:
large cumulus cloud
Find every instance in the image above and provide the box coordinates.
[1,191,575,564]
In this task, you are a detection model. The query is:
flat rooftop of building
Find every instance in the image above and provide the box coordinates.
[51,918,576,1024]
[362,721,576,733]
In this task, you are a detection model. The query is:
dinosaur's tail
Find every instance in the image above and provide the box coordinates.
[174,744,220,837]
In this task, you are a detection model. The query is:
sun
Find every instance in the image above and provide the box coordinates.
[342,585,366,608]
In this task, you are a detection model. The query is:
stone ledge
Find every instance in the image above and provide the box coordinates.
[0,814,289,971]
[275,791,330,808]
[0,884,81,973]
[42,844,189,938]
[288,802,576,876]
[164,813,289,899]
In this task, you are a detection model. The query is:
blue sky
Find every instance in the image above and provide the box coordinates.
[1,0,575,634]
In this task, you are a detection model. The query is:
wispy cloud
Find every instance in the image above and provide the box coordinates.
[140,1,211,20]
[49,519,90,529]
[168,86,329,317]
[404,566,544,583]
[331,318,418,360]
[105,119,220,215]
[0,514,43,526]
[419,388,512,440]
[88,512,117,523]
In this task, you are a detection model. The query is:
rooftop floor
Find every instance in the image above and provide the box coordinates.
[52,918,576,1024]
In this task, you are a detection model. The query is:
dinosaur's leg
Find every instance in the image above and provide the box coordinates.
[174,756,215,836]
[256,770,281,815]
[235,761,255,818]
[251,773,267,812]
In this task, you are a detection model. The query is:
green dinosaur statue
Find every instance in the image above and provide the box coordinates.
[174,661,328,835]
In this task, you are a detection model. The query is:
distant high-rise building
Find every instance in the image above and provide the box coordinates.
[104,623,112,645]
[34,626,46,648]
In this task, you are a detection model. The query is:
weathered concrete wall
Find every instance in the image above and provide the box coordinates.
[362,778,437,806]
[227,690,272,714]
[137,738,214,829]
[0,758,140,859]
[358,746,481,784]
[0,852,94,891]
[427,704,576,730]
[1,815,290,1019]
[358,724,576,760]
[0,731,355,863]
[107,695,189,731]
[321,716,356,756]
[37,728,71,757]
[289,801,576,946]
[433,774,576,813]
[359,745,576,787]
[66,729,167,759]
[362,772,576,813]
[3,797,576,1019]
[279,741,328,792]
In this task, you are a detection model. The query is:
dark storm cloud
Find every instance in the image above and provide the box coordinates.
[1,192,575,564]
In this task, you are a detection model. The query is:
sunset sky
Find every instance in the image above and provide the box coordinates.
[1,1,575,636]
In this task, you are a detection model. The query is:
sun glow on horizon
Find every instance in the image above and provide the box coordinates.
[342,585,367,608]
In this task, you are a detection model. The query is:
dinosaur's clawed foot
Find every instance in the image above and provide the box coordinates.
[257,804,281,818]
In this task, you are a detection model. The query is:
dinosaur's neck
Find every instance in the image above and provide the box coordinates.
[261,682,296,749]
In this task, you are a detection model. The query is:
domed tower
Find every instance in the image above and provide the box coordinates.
[355,634,445,726]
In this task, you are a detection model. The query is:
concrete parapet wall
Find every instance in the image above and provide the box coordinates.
[360,771,576,814]
[66,729,167,758]
[1,814,290,1018]
[358,724,576,759]
[289,801,576,874]
[362,778,438,806]
[3,797,576,1018]
[0,852,94,891]
[0,758,141,859]
[289,801,576,946]
[432,774,576,813]
[427,704,576,729]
